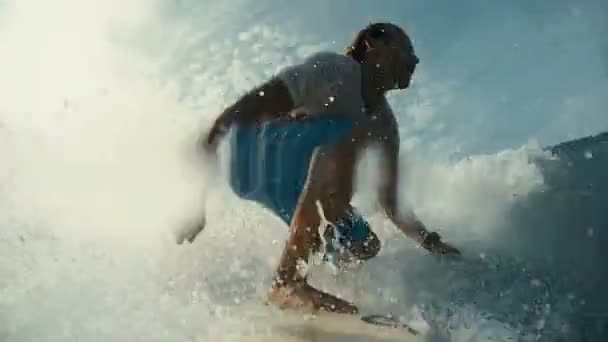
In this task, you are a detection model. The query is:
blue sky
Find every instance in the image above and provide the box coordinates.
[164,0,608,156]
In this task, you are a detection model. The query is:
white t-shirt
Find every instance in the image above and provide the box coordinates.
[276,52,366,117]
[274,51,400,196]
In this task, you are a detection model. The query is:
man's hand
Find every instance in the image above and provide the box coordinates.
[427,240,461,256]
[420,231,461,256]
[202,122,227,156]
[175,216,206,245]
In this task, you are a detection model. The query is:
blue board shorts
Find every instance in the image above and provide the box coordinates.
[228,115,372,249]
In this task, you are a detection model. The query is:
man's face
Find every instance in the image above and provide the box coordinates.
[369,25,420,90]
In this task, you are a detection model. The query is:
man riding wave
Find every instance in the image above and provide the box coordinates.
[180,22,461,314]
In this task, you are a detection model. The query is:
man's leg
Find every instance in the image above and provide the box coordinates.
[270,195,359,314]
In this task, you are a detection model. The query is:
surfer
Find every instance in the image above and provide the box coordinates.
[184,22,461,314]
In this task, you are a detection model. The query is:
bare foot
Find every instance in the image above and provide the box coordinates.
[269,282,358,314]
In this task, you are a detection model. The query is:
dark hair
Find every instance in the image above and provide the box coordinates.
[345,22,392,63]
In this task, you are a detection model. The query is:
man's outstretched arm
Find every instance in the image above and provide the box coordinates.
[202,77,295,154]
[178,78,295,245]
[377,139,461,256]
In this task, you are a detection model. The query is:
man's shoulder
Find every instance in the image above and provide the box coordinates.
[276,51,363,113]
[301,51,360,68]
[278,51,360,80]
